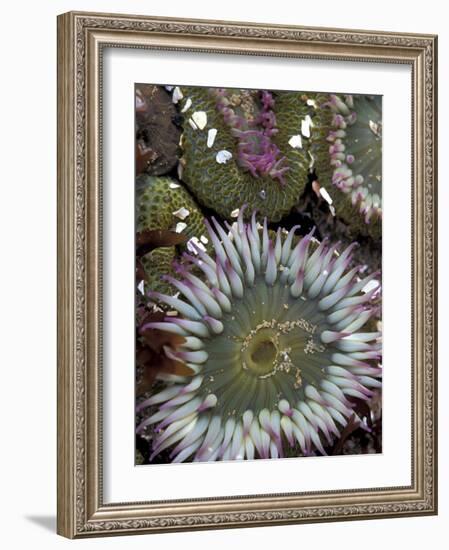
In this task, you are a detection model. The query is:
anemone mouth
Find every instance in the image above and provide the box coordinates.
[244,333,278,374]
[201,276,331,419]
[137,208,382,462]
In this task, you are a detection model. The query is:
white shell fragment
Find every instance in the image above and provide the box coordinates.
[307,150,315,170]
[369,119,381,137]
[181,97,192,113]
[319,186,333,205]
[172,87,183,104]
[301,115,313,138]
[175,222,187,233]
[190,111,208,130]
[164,85,174,92]
[169,182,181,189]
[173,207,190,220]
[306,98,317,107]
[166,310,178,317]
[288,134,303,149]
[216,150,232,164]
[137,280,145,295]
[207,128,218,148]
[230,208,240,218]
[187,236,206,253]
[200,235,209,245]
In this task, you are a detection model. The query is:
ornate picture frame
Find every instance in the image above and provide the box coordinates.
[57,11,438,538]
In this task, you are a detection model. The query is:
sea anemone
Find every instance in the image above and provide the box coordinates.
[178,87,310,222]
[136,208,382,462]
[136,175,208,294]
[139,246,177,295]
[136,175,206,237]
[311,94,382,238]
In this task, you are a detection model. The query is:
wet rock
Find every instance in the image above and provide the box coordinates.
[136,85,182,176]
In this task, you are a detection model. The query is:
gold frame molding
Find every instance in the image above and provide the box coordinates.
[57,11,438,538]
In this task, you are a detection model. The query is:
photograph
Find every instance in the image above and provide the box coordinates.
[134,84,383,465]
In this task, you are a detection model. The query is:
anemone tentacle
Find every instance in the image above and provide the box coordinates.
[138,209,382,461]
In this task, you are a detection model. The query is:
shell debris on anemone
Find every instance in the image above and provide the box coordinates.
[137,207,382,462]
[179,87,311,223]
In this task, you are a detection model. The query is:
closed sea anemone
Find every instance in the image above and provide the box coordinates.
[179,87,310,222]
[136,174,207,294]
[136,208,382,462]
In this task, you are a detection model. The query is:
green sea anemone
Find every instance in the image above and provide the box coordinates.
[311,94,382,237]
[136,174,205,237]
[137,208,382,462]
[140,246,176,294]
[136,175,207,294]
[179,87,310,222]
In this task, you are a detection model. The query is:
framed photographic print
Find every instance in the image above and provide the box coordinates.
[57,11,438,538]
